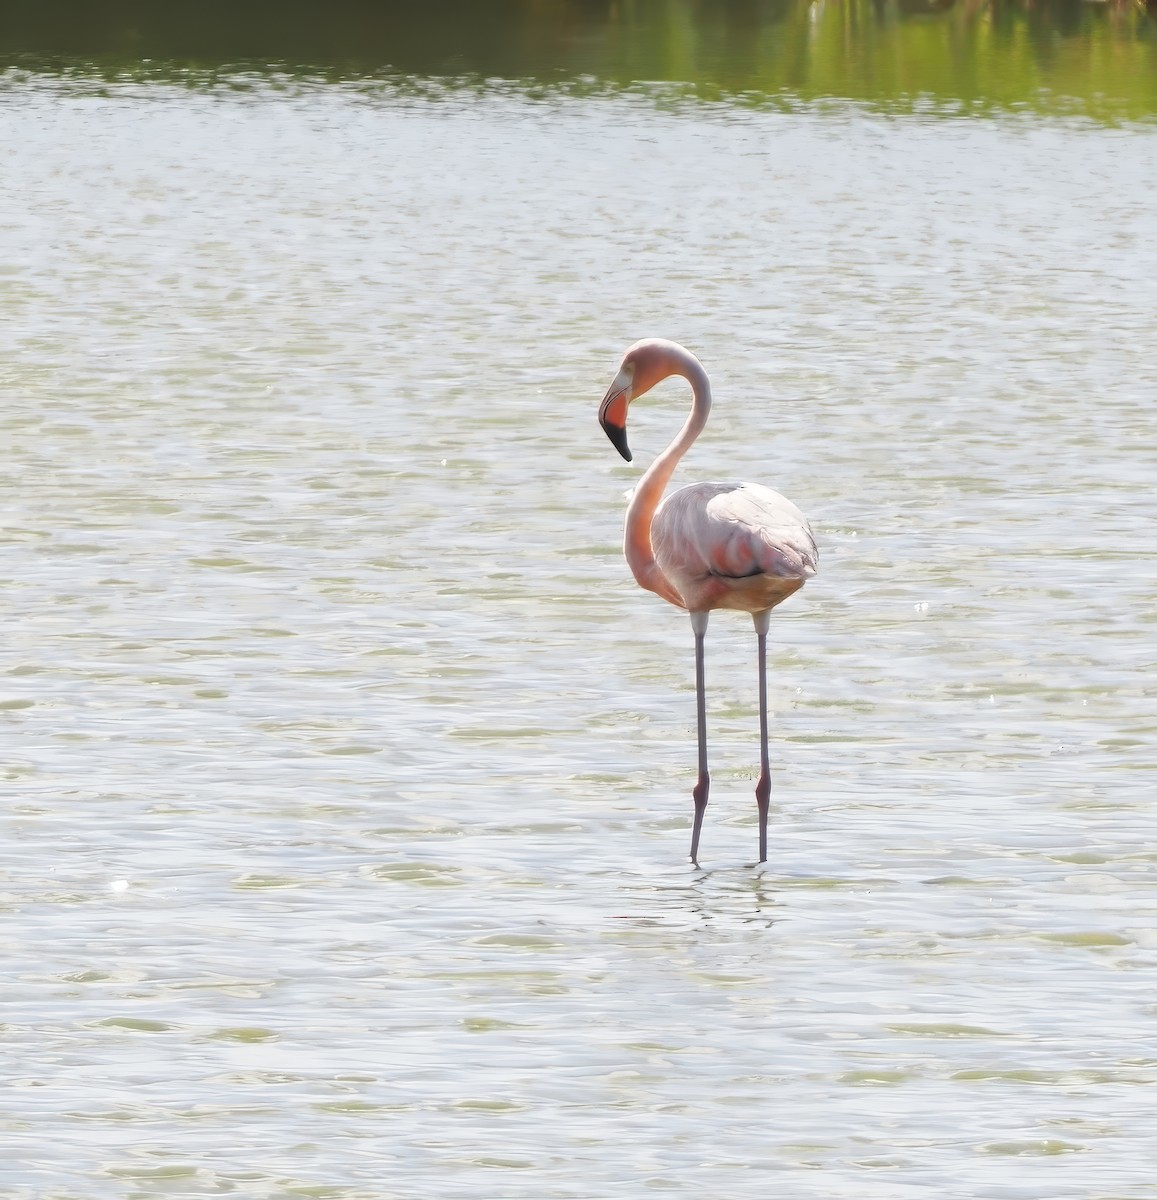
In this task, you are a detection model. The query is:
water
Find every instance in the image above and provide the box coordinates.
[2,13,1156,1198]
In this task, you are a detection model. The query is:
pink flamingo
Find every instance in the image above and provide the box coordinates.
[599,339,818,865]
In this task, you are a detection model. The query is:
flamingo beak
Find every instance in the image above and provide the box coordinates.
[599,371,633,462]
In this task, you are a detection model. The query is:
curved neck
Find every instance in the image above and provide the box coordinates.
[623,351,711,607]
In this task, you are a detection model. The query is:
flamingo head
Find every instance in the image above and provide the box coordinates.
[599,339,682,463]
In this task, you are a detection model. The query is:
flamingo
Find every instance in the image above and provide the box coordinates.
[598,339,818,865]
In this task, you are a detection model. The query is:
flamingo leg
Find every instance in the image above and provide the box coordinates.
[754,610,772,863]
[689,610,710,866]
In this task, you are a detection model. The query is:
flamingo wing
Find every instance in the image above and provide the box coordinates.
[653,481,818,583]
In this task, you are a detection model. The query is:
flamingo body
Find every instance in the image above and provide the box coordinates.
[597,338,817,865]
[652,481,816,614]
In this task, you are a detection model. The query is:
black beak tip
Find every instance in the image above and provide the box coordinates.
[602,422,632,462]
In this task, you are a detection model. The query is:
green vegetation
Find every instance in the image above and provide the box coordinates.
[1,0,1154,119]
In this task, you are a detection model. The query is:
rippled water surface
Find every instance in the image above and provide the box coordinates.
[2,72,1155,1199]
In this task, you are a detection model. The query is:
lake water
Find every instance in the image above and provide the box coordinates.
[2,5,1156,1197]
